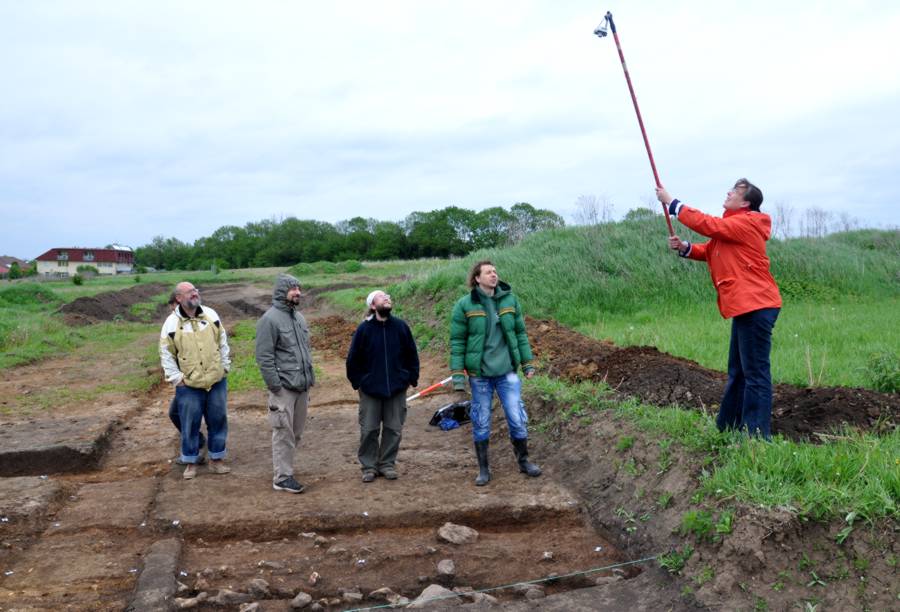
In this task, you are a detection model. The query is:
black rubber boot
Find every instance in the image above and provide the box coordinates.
[474,440,491,486]
[512,438,542,477]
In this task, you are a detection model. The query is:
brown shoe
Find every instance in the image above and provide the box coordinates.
[208,460,231,475]
[183,464,197,480]
[379,467,398,480]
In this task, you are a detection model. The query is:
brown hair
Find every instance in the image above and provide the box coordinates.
[467,260,495,288]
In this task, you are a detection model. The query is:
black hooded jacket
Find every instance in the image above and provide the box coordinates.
[346,315,419,399]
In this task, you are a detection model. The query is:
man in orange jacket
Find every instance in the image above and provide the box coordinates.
[656,179,782,439]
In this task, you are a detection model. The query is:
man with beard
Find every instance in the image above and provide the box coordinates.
[256,274,315,493]
[165,291,205,465]
[159,282,232,480]
[346,290,419,483]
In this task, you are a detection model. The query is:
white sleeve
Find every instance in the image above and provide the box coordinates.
[158,317,184,385]
[219,324,231,372]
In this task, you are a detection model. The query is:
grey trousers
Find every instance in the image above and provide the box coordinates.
[358,390,407,473]
[268,387,308,484]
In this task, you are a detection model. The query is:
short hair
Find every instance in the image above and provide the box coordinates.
[735,178,763,211]
[467,260,495,288]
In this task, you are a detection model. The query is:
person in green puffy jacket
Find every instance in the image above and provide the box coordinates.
[449,260,541,486]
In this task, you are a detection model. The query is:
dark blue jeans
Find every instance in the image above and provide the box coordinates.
[175,378,228,463]
[168,397,205,450]
[718,308,780,439]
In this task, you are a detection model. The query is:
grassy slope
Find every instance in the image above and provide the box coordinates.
[392,220,899,389]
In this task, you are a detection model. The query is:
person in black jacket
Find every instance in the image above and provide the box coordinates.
[346,290,419,483]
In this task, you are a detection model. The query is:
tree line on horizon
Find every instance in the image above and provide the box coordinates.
[134,203,564,270]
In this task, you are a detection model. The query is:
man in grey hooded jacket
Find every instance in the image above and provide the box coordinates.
[255,274,315,493]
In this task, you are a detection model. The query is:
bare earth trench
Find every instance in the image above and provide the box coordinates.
[0,283,692,611]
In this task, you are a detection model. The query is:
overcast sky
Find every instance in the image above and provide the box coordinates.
[2,1,899,259]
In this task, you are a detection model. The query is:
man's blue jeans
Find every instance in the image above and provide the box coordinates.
[469,372,529,442]
[168,397,205,450]
[718,308,780,439]
[176,378,228,463]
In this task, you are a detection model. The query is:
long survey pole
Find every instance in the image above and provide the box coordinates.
[605,12,675,236]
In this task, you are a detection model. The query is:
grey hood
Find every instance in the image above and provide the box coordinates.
[273,274,301,311]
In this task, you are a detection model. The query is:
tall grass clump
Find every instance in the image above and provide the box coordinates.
[701,430,899,521]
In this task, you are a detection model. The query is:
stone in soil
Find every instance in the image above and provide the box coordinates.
[437,522,479,545]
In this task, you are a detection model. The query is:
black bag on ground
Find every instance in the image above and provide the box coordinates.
[428,401,471,426]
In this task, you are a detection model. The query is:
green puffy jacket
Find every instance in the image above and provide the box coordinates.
[449,281,534,386]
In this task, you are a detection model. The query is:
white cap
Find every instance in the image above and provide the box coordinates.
[366,290,384,308]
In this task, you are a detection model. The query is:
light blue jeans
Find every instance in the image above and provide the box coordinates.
[176,378,228,463]
[469,372,529,442]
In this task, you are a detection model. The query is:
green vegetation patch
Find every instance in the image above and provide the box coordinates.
[289,260,363,276]
[526,376,900,522]
[0,283,60,306]
[701,431,899,521]
[226,320,265,392]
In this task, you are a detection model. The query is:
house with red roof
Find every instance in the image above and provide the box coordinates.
[34,246,134,276]
[0,256,29,278]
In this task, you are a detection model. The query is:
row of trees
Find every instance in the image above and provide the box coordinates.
[134,203,564,270]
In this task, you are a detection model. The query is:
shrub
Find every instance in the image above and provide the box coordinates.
[7,262,22,279]
[865,350,899,392]
[72,274,84,285]
[341,260,363,273]
[75,265,99,276]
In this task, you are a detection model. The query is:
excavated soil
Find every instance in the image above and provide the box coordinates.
[58,283,168,324]
[528,317,898,440]
[3,282,896,611]
[2,283,660,611]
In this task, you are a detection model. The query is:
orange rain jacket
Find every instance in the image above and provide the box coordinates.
[676,206,782,319]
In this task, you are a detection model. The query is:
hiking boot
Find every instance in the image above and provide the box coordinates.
[273,476,304,493]
[207,460,231,475]
[511,438,542,477]
[362,471,377,483]
[474,440,491,486]
[379,467,398,480]
[183,464,197,480]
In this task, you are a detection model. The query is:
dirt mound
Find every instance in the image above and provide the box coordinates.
[58,283,167,324]
[310,314,360,356]
[528,317,898,440]
[58,283,272,326]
